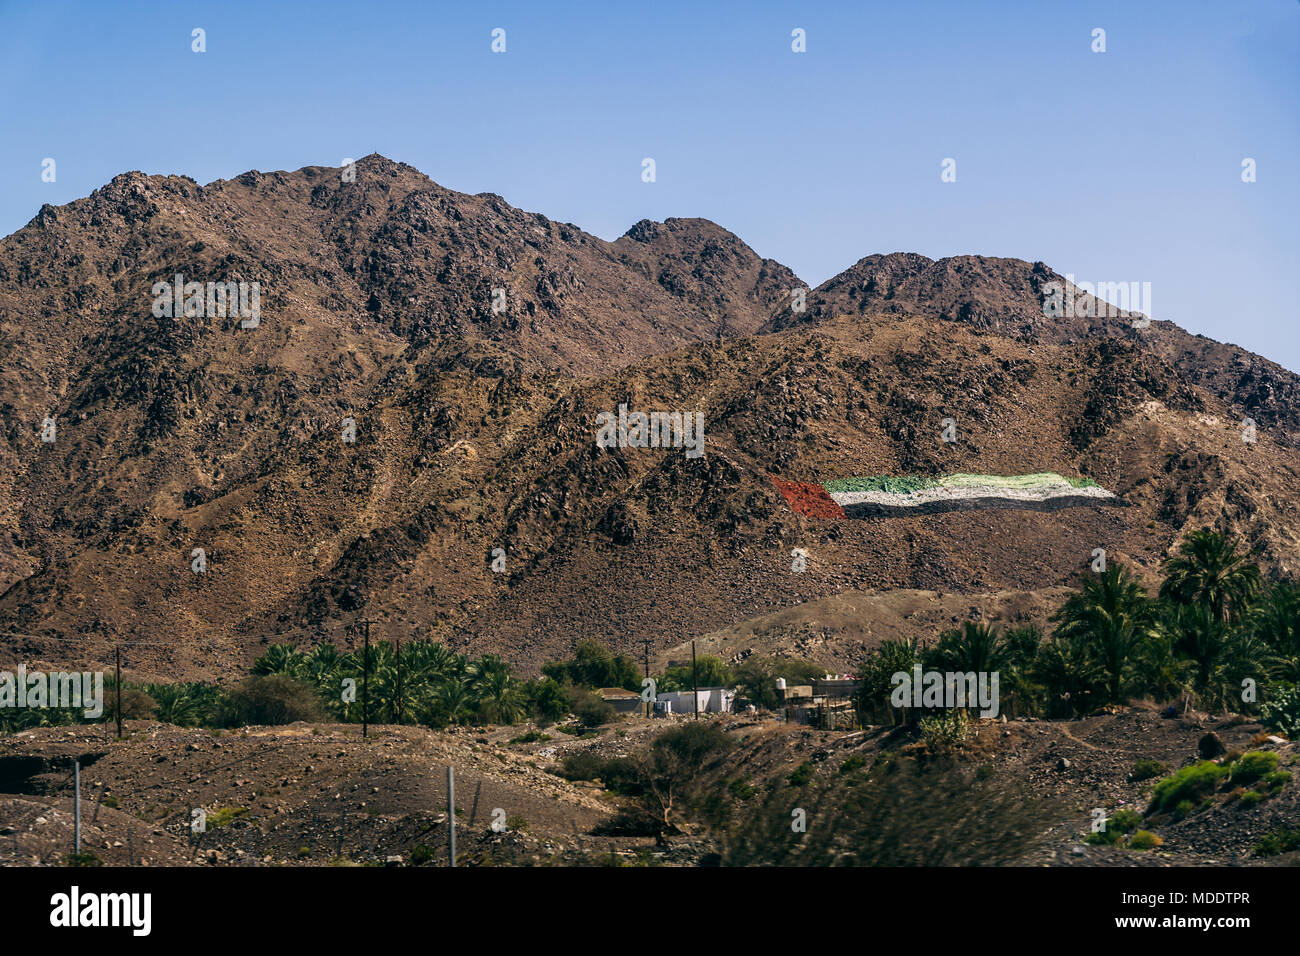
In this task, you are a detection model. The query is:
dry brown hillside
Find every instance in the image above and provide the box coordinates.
[765,251,1300,443]
[1,158,1298,680]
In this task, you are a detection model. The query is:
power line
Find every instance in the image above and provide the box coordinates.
[0,632,179,647]
[0,613,401,649]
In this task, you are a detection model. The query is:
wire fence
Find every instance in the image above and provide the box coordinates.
[0,747,472,868]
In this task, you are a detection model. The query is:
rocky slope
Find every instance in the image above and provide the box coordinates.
[1,158,1298,680]
[1,708,1294,867]
[766,252,1300,442]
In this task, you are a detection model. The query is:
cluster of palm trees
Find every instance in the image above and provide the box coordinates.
[251,640,567,727]
[0,638,598,733]
[859,529,1300,722]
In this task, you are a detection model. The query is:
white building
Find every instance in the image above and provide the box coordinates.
[655,687,735,715]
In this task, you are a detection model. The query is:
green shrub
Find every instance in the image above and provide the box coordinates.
[657,656,731,693]
[572,690,617,729]
[1131,759,1165,782]
[1173,799,1195,819]
[1086,808,1142,844]
[723,755,1061,866]
[597,757,644,796]
[559,751,642,795]
[212,675,325,727]
[1261,684,1300,737]
[1109,809,1143,834]
[1263,770,1292,790]
[1230,751,1279,785]
[1254,827,1300,857]
[1240,790,1264,807]
[1150,762,1229,813]
[508,730,551,745]
[206,806,249,829]
[919,709,970,750]
[728,778,756,800]
[103,683,157,723]
[1128,830,1163,850]
[559,751,604,782]
[839,754,867,775]
[523,678,572,724]
[411,843,435,866]
[788,761,815,787]
[631,723,735,829]
[541,640,639,691]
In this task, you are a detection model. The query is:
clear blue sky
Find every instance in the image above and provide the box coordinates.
[2,0,1297,369]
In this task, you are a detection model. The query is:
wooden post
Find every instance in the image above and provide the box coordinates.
[73,760,81,854]
[691,640,699,720]
[114,646,122,740]
[362,619,370,739]
[447,766,457,867]
[641,638,652,718]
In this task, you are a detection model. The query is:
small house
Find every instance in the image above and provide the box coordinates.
[598,687,645,714]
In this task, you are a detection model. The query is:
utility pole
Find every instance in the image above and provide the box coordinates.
[73,760,81,855]
[447,766,456,868]
[114,646,122,740]
[361,619,370,739]
[692,640,699,720]
[641,637,652,718]
[395,638,402,725]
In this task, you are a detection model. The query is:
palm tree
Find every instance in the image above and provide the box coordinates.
[1222,627,1272,712]
[999,625,1044,719]
[467,654,525,724]
[252,643,304,677]
[1160,528,1261,626]
[922,622,1005,719]
[432,680,473,727]
[926,622,1004,675]
[1033,636,1105,717]
[1165,602,1228,693]
[1052,563,1156,704]
[405,641,465,684]
[470,664,525,725]
[146,683,216,727]
[857,637,921,725]
[1133,627,1194,705]
[302,643,342,685]
[1252,580,1300,682]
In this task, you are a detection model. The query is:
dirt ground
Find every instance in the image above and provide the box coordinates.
[0,706,1295,867]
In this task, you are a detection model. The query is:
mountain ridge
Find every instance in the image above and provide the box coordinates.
[2,156,1298,681]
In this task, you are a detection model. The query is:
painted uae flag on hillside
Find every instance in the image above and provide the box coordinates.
[771,473,1120,519]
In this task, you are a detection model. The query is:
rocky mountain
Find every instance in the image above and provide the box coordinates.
[1,157,1298,680]
[767,252,1300,441]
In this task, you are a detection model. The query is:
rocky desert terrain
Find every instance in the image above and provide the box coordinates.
[1,157,1297,870]
[2,157,1300,680]
[1,706,1294,867]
